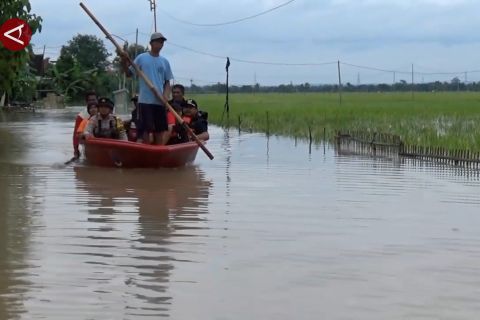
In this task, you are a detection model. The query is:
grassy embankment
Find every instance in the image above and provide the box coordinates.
[193,92,480,151]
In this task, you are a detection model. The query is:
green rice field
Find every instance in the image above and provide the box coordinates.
[193,92,480,151]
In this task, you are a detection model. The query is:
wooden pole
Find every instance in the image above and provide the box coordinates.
[266,111,270,137]
[222,57,230,122]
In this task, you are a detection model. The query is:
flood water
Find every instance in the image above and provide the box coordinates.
[1,109,480,319]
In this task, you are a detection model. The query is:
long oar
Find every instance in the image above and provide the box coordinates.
[79,2,214,160]
[64,156,78,165]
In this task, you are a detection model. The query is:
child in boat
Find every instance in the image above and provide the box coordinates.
[76,102,98,139]
[84,97,128,140]
[73,91,97,158]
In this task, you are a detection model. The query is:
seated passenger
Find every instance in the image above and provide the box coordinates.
[73,91,98,158]
[123,95,143,142]
[168,99,209,144]
[84,97,127,140]
[76,102,98,140]
[169,84,188,111]
[165,84,187,143]
[182,99,209,141]
[166,107,181,144]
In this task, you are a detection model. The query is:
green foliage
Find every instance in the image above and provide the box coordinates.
[56,34,110,73]
[11,63,37,102]
[193,92,480,152]
[189,80,480,94]
[0,0,42,98]
[39,60,111,103]
[52,34,116,102]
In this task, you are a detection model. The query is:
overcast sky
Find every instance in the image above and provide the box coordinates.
[30,0,480,85]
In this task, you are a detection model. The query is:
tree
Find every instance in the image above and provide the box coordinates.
[451,77,460,84]
[56,34,110,73]
[53,34,113,102]
[11,63,37,102]
[0,0,42,103]
[39,60,108,103]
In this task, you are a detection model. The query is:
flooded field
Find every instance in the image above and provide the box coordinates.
[1,110,480,319]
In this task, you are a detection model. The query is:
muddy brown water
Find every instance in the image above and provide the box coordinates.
[1,110,480,319]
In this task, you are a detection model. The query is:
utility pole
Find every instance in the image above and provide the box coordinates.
[465,72,468,91]
[149,0,157,31]
[337,60,342,105]
[132,28,139,95]
[411,64,414,100]
[41,45,46,76]
[134,28,139,57]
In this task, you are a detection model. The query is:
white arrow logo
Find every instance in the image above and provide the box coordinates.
[4,23,24,45]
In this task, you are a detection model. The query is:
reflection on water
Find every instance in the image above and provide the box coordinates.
[0,164,37,320]
[0,164,211,319]
[1,112,480,319]
[73,166,211,317]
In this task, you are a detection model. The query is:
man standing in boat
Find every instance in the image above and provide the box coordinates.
[121,32,173,145]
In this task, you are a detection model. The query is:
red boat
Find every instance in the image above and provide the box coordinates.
[83,137,200,168]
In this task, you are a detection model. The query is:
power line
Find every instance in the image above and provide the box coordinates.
[118,31,138,38]
[417,70,480,76]
[137,33,480,72]
[169,41,337,66]
[411,64,480,75]
[169,41,226,59]
[159,0,296,27]
[342,61,480,76]
[175,76,219,85]
[231,57,337,66]
[39,29,480,79]
[341,62,411,75]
